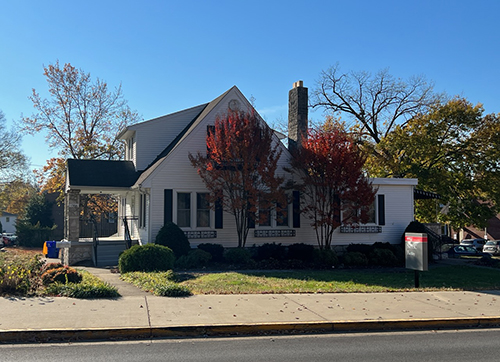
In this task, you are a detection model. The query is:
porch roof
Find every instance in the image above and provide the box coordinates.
[66,159,142,193]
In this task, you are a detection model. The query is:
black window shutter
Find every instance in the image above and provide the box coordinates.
[164,189,173,225]
[333,194,341,224]
[293,190,301,228]
[378,194,385,226]
[215,197,223,229]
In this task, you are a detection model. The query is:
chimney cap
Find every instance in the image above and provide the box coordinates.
[293,80,304,88]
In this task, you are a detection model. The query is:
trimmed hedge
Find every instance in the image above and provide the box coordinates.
[155,222,191,258]
[198,243,225,262]
[119,244,174,273]
[175,249,212,269]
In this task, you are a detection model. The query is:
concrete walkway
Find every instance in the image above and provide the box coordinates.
[1,265,500,343]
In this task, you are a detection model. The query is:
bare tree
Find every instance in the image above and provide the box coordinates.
[311,64,439,144]
[0,110,29,182]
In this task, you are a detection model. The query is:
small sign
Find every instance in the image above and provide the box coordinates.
[405,232,428,271]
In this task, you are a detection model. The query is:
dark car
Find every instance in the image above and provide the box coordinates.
[447,245,482,258]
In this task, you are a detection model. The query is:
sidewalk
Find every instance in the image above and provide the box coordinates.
[1,266,500,343]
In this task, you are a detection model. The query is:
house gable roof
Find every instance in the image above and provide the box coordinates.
[66,159,141,191]
[133,86,236,187]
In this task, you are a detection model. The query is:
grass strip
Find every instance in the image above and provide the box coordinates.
[121,265,500,296]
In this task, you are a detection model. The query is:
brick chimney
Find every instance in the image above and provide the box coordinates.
[288,80,308,153]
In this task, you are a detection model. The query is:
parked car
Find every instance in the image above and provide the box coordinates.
[447,245,482,258]
[2,233,17,246]
[460,238,487,252]
[483,240,500,256]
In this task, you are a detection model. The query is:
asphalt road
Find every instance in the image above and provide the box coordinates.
[1,329,499,362]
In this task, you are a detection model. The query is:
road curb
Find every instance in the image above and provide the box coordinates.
[2,317,500,343]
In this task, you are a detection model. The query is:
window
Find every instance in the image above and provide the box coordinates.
[365,201,376,224]
[257,200,290,228]
[139,194,148,228]
[177,193,191,227]
[197,193,210,227]
[127,137,134,160]
[258,199,272,227]
[5,217,9,223]
[343,199,377,225]
[276,203,288,227]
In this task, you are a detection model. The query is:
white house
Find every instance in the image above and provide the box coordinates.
[64,82,418,264]
[0,212,17,234]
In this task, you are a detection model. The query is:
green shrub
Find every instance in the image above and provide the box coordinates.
[288,243,315,262]
[346,243,373,255]
[313,249,339,268]
[342,251,369,267]
[369,248,399,267]
[15,220,55,248]
[255,243,286,261]
[197,243,225,262]
[119,244,174,273]
[152,283,192,297]
[41,266,82,285]
[225,248,252,265]
[155,222,191,258]
[175,249,212,269]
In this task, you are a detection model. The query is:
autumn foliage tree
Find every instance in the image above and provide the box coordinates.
[189,110,285,247]
[289,125,376,249]
[379,98,500,228]
[21,61,140,218]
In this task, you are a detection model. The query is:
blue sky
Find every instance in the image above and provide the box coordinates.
[1,0,499,170]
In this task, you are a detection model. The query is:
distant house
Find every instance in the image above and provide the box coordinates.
[63,82,418,264]
[0,212,17,234]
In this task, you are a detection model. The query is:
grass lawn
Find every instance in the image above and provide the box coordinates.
[123,263,500,295]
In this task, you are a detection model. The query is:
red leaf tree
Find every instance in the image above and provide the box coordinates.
[189,110,285,247]
[289,126,376,249]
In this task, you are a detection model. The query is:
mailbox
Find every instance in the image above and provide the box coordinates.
[405,232,428,271]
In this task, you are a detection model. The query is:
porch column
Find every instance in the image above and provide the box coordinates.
[64,189,80,242]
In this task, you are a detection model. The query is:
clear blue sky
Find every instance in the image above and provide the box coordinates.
[1,0,499,170]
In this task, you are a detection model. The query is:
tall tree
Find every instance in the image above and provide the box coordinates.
[20,62,140,218]
[20,61,140,198]
[0,110,29,182]
[379,98,500,228]
[312,64,439,172]
[0,179,38,216]
[189,110,285,247]
[288,125,376,249]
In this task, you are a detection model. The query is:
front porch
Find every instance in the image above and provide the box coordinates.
[61,236,140,267]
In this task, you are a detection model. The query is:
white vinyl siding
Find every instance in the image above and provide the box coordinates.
[138,86,417,248]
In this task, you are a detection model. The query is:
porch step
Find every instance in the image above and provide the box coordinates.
[95,241,128,267]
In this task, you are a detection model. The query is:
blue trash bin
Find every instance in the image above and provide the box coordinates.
[45,241,60,258]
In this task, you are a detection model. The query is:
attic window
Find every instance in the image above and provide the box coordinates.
[127,137,134,160]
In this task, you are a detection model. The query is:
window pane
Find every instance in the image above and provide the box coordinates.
[367,201,376,224]
[277,204,288,227]
[177,193,191,227]
[197,193,210,227]
[259,199,271,227]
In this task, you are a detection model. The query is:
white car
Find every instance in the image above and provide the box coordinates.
[483,240,500,255]
[460,238,487,252]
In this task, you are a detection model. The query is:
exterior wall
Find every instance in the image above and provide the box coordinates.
[0,213,17,234]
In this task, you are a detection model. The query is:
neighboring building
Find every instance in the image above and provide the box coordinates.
[0,212,17,234]
[65,82,418,252]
